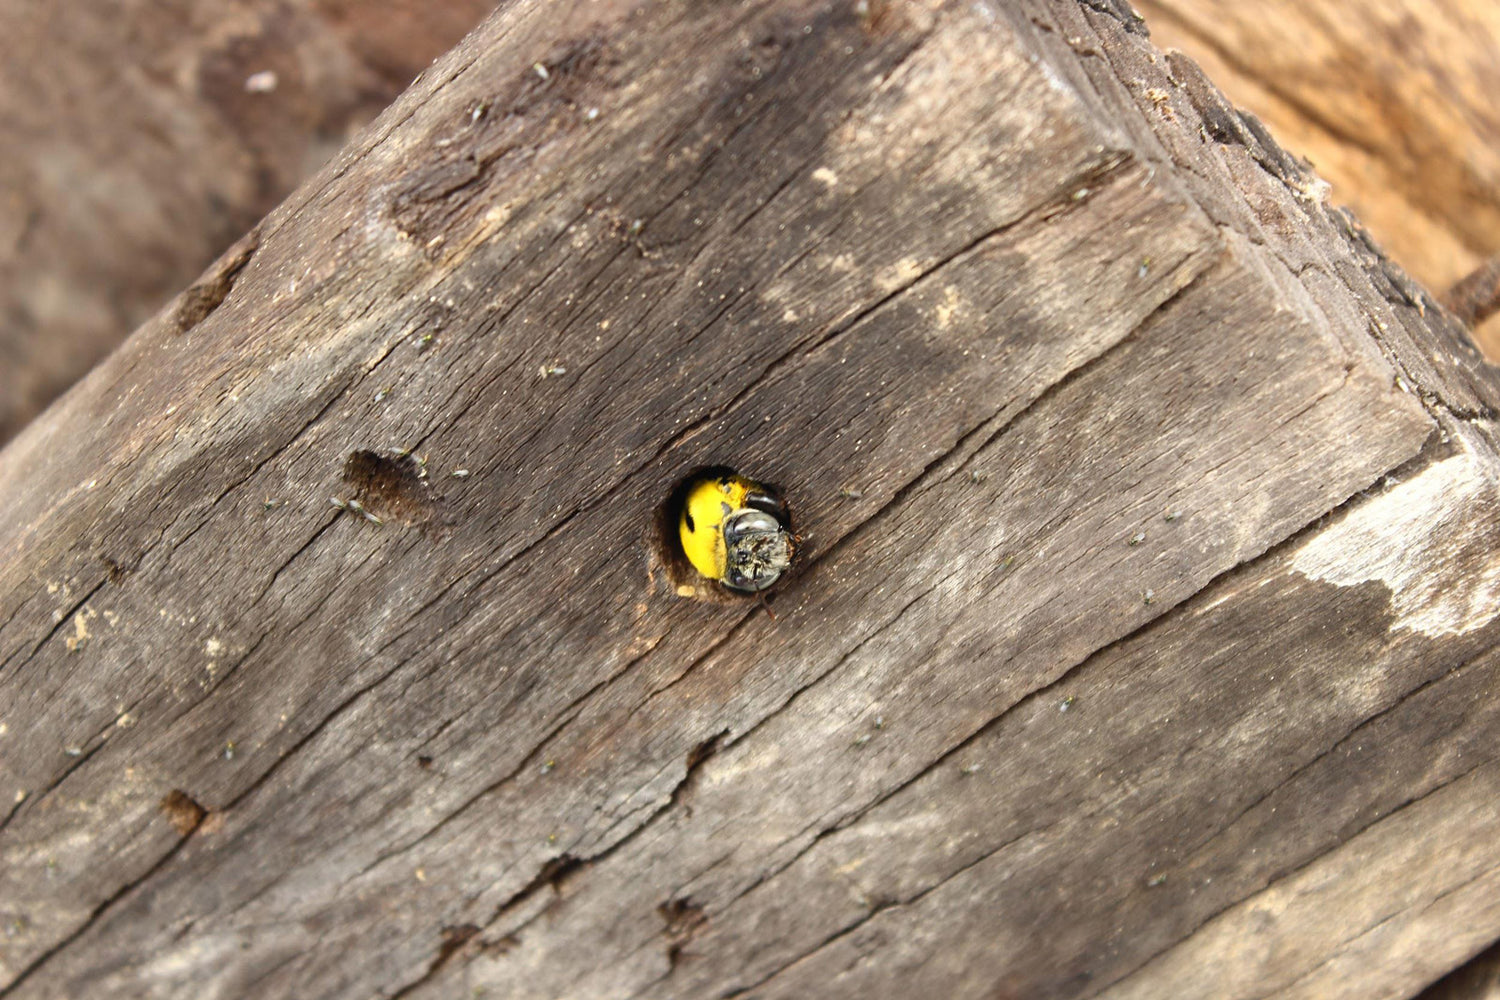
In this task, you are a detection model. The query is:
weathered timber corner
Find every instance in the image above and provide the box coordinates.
[2,1,1499,998]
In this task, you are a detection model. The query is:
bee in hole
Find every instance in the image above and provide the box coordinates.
[678,470,794,594]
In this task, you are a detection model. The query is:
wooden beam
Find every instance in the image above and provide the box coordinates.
[0,1,1496,997]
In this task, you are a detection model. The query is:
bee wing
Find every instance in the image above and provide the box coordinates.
[742,488,789,524]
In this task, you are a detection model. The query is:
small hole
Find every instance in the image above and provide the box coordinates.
[342,450,438,526]
[159,790,207,836]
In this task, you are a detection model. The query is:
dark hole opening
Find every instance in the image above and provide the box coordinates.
[341,449,437,525]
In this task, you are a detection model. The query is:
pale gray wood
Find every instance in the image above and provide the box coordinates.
[0,1,1496,998]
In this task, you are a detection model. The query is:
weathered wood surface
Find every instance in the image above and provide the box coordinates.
[7,0,1496,453]
[1134,0,1500,355]
[0,0,493,444]
[1,1,1499,998]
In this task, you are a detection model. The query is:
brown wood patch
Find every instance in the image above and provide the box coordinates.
[0,1,1496,998]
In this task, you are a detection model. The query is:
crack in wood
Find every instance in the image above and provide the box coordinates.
[1240,850,1500,1000]
[352,673,626,880]
[217,653,411,816]
[0,576,107,681]
[1096,755,1494,996]
[154,370,361,577]
[401,199,600,448]
[0,703,132,837]
[1176,647,1481,880]
[652,151,1144,473]
[246,516,345,611]
[717,819,1052,999]
[1071,657,1500,996]
[0,822,199,999]
[1150,758,1500,1000]
[721,578,942,758]
[597,615,760,747]
[187,542,390,712]
[379,731,733,999]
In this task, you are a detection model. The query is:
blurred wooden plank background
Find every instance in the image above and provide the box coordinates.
[1135,0,1500,357]
[0,0,494,443]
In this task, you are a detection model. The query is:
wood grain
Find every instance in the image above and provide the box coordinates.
[0,0,1497,997]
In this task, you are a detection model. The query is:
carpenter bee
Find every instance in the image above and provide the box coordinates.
[678,470,794,593]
